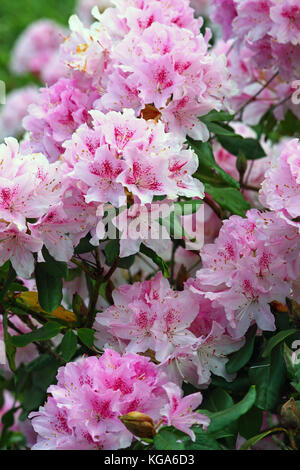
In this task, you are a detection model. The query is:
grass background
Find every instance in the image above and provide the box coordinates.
[0,0,76,92]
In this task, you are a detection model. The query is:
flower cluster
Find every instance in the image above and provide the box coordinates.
[23,78,99,162]
[29,349,209,449]
[211,0,300,123]
[194,206,300,338]
[0,138,62,277]
[10,20,66,82]
[94,272,243,387]
[62,107,204,206]
[59,0,234,142]
[260,139,300,219]
[1,0,300,452]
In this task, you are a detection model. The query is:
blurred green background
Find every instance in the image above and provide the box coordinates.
[0,0,76,91]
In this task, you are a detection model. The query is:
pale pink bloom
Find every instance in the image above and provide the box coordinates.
[23,78,99,162]
[0,224,42,278]
[113,201,171,257]
[270,0,300,46]
[161,383,209,441]
[62,109,203,215]
[260,139,300,219]
[194,208,300,338]
[211,0,237,40]
[10,20,66,77]
[0,87,39,140]
[60,15,111,85]
[29,350,208,449]
[233,0,272,42]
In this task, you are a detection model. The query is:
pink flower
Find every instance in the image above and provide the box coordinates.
[0,87,39,140]
[260,139,300,219]
[194,208,300,338]
[270,0,300,46]
[29,350,208,450]
[161,383,209,441]
[233,0,272,42]
[61,109,203,223]
[23,78,99,162]
[10,20,66,77]
[211,0,238,40]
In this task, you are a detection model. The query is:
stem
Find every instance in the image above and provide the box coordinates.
[103,256,120,282]
[204,196,224,219]
[234,71,279,120]
[170,242,178,285]
[243,160,255,189]
[288,430,298,451]
[86,276,102,329]
[242,184,260,192]
[71,257,97,280]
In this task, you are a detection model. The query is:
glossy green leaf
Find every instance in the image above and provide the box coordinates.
[203,386,256,433]
[35,263,63,313]
[60,330,77,362]
[262,329,298,358]
[10,322,62,347]
[226,325,257,374]
[249,346,286,410]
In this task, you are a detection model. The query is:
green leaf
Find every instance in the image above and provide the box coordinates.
[31,356,60,391]
[104,239,120,266]
[238,406,263,440]
[202,388,236,449]
[199,110,234,123]
[74,235,95,254]
[174,199,203,216]
[2,312,16,372]
[249,345,286,411]
[1,407,17,428]
[186,428,222,450]
[118,255,135,269]
[26,354,54,373]
[206,122,236,136]
[42,247,68,279]
[203,386,256,434]
[239,427,286,450]
[140,244,169,277]
[154,429,185,450]
[21,387,46,419]
[10,322,62,347]
[187,139,239,189]
[276,110,300,138]
[262,329,299,358]
[216,135,266,160]
[77,328,95,349]
[35,263,63,312]
[211,374,250,393]
[0,262,16,301]
[203,388,234,412]
[205,184,251,216]
[282,343,300,389]
[72,293,88,321]
[60,330,77,362]
[226,325,257,374]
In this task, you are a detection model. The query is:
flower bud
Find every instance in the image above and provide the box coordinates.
[281,398,300,429]
[236,153,247,181]
[119,411,156,439]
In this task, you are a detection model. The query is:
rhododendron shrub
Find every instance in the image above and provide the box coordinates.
[0,0,300,453]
